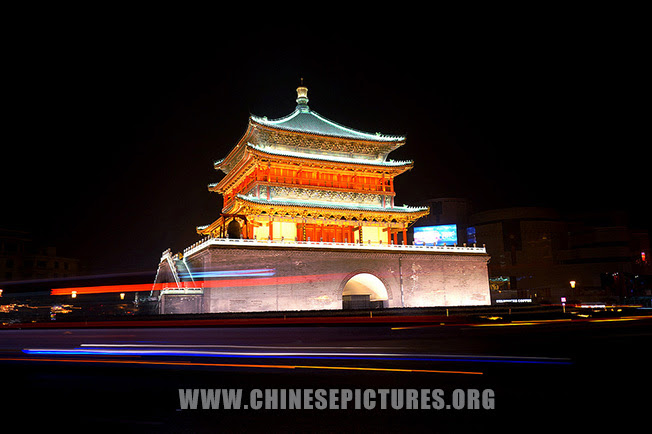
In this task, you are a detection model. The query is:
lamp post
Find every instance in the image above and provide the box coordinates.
[562,280,576,314]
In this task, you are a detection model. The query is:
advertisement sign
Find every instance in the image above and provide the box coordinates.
[413,225,457,246]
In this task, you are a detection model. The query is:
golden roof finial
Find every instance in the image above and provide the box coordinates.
[296,78,309,109]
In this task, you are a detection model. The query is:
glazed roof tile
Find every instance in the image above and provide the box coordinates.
[248,143,412,167]
[236,194,428,213]
[250,108,405,143]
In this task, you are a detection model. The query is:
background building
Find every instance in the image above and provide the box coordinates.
[468,208,651,304]
[0,228,80,283]
[410,198,473,246]
[409,204,651,305]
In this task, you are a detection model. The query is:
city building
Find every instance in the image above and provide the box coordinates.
[150,85,491,314]
[0,228,79,283]
[468,208,651,304]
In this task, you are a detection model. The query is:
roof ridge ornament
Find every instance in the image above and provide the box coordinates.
[296,78,309,112]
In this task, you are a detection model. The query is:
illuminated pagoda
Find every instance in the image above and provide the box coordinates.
[197,84,429,244]
[151,84,490,314]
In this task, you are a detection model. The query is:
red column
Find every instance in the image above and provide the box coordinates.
[402,228,407,245]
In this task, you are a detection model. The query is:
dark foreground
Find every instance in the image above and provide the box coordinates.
[1,312,651,433]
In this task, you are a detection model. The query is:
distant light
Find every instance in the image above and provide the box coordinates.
[495,298,531,304]
[642,251,646,262]
[120,293,125,300]
[71,290,77,298]
[569,280,576,289]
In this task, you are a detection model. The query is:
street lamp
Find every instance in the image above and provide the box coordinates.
[569,280,576,289]
[71,290,77,299]
[120,293,125,300]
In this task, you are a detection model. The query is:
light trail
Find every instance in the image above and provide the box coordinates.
[22,347,572,365]
[0,357,483,375]
[470,319,573,327]
[468,315,652,327]
[80,343,406,350]
[0,270,153,287]
[50,272,348,295]
[391,325,447,330]
[179,268,276,279]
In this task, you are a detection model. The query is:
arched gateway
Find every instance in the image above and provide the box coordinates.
[342,272,389,309]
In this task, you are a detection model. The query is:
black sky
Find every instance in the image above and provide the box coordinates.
[3,15,648,273]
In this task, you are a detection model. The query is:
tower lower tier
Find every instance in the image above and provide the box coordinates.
[152,241,491,314]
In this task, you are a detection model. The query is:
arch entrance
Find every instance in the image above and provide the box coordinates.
[342,273,388,309]
[226,219,242,239]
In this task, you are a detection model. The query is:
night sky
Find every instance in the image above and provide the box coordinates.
[4,17,647,274]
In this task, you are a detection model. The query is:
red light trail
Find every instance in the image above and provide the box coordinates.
[50,272,349,296]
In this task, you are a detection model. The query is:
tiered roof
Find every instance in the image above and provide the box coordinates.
[216,86,408,176]
[250,109,405,143]
[204,85,428,226]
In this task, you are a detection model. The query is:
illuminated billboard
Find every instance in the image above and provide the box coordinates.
[467,227,476,244]
[413,224,457,246]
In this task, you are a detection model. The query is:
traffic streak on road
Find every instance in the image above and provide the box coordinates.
[1,311,650,432]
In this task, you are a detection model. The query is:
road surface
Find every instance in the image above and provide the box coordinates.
[1,314,650,432]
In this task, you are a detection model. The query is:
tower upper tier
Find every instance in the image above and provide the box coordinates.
[216,85,408,174]
[252,85,405,143]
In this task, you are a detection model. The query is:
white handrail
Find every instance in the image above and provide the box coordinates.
[180,236,486,259]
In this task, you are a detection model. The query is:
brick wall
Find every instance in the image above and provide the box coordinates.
[158,245,490,313]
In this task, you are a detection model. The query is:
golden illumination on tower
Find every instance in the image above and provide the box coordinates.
[197,85,428,245]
